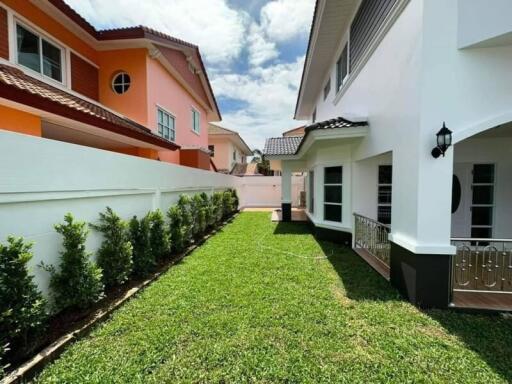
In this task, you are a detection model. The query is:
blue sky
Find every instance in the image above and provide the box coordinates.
[65,0,314,150]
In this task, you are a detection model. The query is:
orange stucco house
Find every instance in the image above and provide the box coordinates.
[0,0,221,169]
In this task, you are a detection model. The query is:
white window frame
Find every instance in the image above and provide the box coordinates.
[470,163,496,239]
[377,165,392,225]
[156,106,176,143]
[336,42,350,92]
[14,20,66,85]
[323,166,343,223]
[191,108,200,134]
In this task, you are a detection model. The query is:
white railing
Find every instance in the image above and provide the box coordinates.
[452,238,512,292]
[354,213,391,267]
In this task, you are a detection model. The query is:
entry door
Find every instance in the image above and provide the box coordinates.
[451,163,471,237]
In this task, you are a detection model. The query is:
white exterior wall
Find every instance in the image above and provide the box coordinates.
[303,0,512,253]
[0,131,239,295]
[309,0,426,251]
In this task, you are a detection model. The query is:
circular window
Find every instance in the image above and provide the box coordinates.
[111,72,131,94]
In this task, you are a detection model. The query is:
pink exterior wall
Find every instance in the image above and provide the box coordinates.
[146,55,209,164]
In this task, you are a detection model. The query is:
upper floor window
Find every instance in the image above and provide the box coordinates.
[157,107,175,142]
[208,145,215,156]
[312,108,317,123]
[16,23,63,83]
[323,78,331,100]
[112,72,131,94]
[191,108,200,134]
[233,150,236,161]
[336,44,348,91]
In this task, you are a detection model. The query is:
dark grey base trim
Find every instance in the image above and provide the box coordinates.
[281,203,291,222]
[306,217,352,245]
[390,242,452,309]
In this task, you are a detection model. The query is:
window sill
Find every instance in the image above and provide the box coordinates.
[191,129,201,136]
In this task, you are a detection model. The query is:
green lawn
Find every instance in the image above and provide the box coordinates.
[37,212,512,383]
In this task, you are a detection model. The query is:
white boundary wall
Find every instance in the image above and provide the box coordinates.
[0,131,239,294]
[238,176,305,208]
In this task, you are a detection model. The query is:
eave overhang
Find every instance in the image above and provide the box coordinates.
[294,0,359,120]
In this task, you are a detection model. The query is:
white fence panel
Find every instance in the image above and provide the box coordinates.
[0,131,238,294]
[238,175,305,208]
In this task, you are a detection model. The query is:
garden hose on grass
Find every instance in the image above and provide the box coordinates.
[257,241,330,260]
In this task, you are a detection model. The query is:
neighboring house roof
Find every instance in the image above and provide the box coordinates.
[0,64,178,151]
[42,0,221,121]
[231,162,261,176]
[264,116,366,156]
[282,126,306,137]
[208,124,252,155]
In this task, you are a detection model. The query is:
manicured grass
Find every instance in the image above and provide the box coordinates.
[37,212,512,383]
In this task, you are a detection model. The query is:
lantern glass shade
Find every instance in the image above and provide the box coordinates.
[436,122,452,151]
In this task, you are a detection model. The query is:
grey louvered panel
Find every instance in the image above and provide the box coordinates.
[349,0,399,71]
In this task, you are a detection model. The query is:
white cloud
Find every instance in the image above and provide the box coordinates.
[260,0,315,43]
[64,0,247,65]
[211,56,307,150]
[247,23,279,67]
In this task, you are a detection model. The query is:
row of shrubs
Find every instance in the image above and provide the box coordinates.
[0,189,238,373]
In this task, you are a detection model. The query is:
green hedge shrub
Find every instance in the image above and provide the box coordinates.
[212,192,224,224]
[42,214,103,311]
[0,237,47,350]
[228,188,239,211]
[129,215,154,278]
[91,207,133,287]
[168,205,186,254]
[148,210,170,262]
[177,195,194,244]
[222,190,235,218]
[192,194,207,238]
[201,192,215,228]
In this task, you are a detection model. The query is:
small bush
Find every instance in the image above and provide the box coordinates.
[228,188,239,211]
[212,192,224,224]
[148,210,170,262]
[0,237,47,349]
[201,192,215,228]
[177,195,194,244]
[192,194,207,238]
[42,214,103,311]
[129,215,154,278]
[168,206,184,253]
[222,190,235,218]
[91,207,133,287]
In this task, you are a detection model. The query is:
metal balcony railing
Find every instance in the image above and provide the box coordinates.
[354,213,391,267]
[452,238,512,292]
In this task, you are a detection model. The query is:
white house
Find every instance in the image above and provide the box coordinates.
[264,0,512,310]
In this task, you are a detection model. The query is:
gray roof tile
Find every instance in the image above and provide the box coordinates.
[263,117,366,156]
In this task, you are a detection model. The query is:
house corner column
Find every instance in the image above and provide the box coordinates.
[281,162,292,222]
[388,147,455,309]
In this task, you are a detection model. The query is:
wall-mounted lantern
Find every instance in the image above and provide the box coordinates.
[431,122,453,158]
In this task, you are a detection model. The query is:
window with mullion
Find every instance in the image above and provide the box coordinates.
[157,108,175,142]
[324,166,343,223]
[16,23,63,83]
